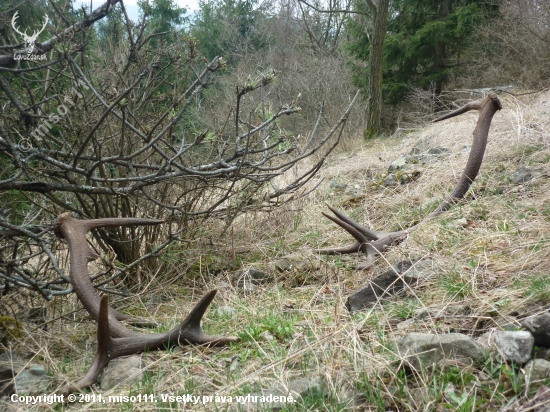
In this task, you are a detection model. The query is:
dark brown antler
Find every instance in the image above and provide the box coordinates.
[317,92,502,268]
[54,212,238,396]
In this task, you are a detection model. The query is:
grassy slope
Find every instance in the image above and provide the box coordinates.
[5,91,550,411]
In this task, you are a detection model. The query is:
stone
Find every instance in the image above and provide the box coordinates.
[511,165,533,185]
[396,319,416,331]
[461,145,471,155]
[534,347,550,361]
[383,173,398,187]
[413,305,470,320]
[399,333,488,370]
[274,253,321,273]
[478,331,534,364]
[525,359,550,384]
[388,155,408,172]
[249,376,325,411]
[397,169,423,184]
[330,181,348,190]
[427,146,451,156]
[235,267,271,285]
[408,387,433,407]
[495,331,534,364]
[275,258,293,272]
[449,218,468,229]
[14,365,50,395]
[262,331,276,342]
[409,135,435,155]
[522,312,550,347]
[403,258,438,284]
[346,259,437,312]
[509,302,545,319]
[228,357,239,373]
[392,145,449,175]
[100,355,143,390]
[346,261,413,312]
[0,352,25,396]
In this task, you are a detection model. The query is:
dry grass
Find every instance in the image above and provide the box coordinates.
[2,90,550,411]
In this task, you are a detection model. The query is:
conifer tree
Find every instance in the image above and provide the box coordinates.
[347,0,497,118]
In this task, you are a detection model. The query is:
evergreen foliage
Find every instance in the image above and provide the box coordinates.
[190,0,272,61]
[347,0,498,105]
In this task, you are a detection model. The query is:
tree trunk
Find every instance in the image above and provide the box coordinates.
[364,0,390,139]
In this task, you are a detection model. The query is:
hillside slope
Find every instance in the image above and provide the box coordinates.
[3,90,550,411]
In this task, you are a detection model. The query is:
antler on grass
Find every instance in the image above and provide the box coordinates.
[54,212,238,396]
[317,92,502,269]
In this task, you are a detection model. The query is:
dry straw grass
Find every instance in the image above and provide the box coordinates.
[3,90,550,411]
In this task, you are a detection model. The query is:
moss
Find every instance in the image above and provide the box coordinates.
[0,316,25,339]
[364,128,379,140]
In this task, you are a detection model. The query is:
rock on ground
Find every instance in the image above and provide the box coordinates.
[100,355,144,391]
[524,359,550,385]
[346,259,437,312]
[1,352,50,396]
[399,333,488,371]
[14,365,50,395]
[522,312,550,347]
[478,331,534,364]
[0,352,24,396]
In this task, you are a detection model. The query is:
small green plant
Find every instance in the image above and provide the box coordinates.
[387,298,420,320]
[439,270,473,300]
[238,325,264,343]
[358,372,387,411]
[284,387,347,411]
[448,391,476,411]
[263,314,296,341]
[521,274,550,302]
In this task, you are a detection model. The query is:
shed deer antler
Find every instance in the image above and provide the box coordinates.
[53,212,238,396]
[317,92,502,269]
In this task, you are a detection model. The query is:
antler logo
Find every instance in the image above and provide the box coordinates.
[11,11,49,54]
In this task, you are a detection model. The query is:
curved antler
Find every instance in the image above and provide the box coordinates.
[54,213,238,395]
[317,92,502,268]
[36,13,49,38]
[11,12,26,38]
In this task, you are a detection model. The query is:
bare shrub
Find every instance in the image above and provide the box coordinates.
[0,0,358,304]
[467,0,550,90]
[192,0,361,155]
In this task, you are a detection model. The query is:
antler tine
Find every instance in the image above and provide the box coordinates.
[11,11,26,37]
[432,100,482,123]
[320,212,369,246]
[175,289,238,346]
[325,203,381,240]
[55,213,238,395]
[60,295,112,396]
[361,232,407,269]
[30,13,49,38]
[54,212,164,325]
[317,92,502,272]
[429,92,502,218]
[40,13,48,33]
[315,241,362,255]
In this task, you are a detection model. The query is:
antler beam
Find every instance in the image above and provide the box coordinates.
[54,212,238,395]
[317,92,502,269]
